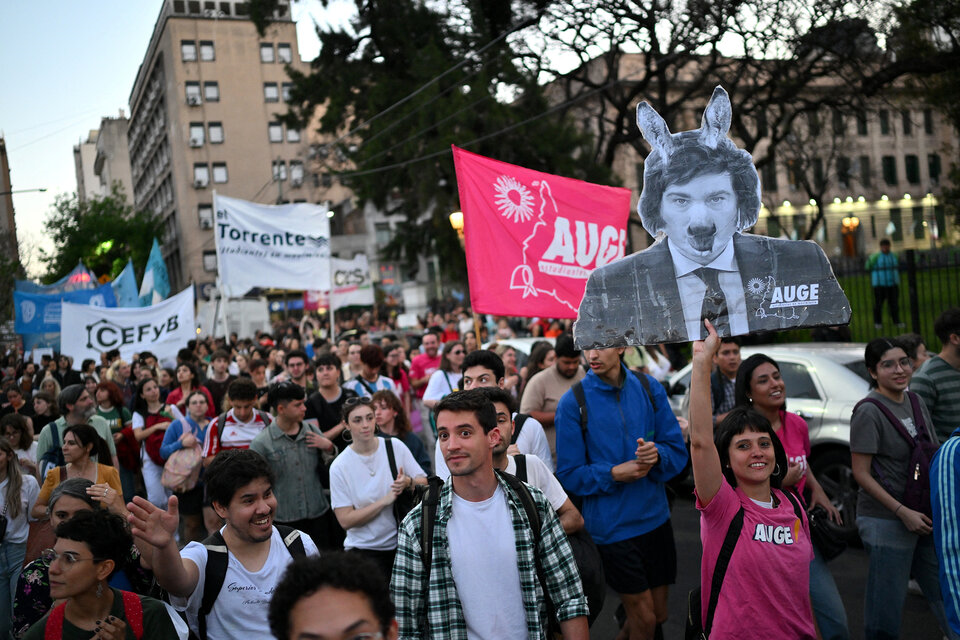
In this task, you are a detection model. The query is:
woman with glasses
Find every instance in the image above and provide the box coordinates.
[422,341,465,411]
[21,509,181,639]
[0,438,40,639]
[13,479,154,639]
[851,338,957,639]
[329,397,427,579]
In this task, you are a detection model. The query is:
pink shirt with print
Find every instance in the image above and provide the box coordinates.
[696,481,815,639]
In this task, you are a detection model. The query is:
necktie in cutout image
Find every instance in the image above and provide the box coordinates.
[696,267,729,338]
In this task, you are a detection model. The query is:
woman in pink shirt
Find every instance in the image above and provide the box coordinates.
[688,321,815,639]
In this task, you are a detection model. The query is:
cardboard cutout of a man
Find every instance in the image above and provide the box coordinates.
[574,86,850,347]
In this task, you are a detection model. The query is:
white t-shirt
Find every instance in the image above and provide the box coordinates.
[448,485,527,640]
[435,413,554,479]
[504,455,567,512]
[15,441,38,464]
[329,438,426,551]
[0,475,39,544]
[423,370,462,403]
[171,526,319,639]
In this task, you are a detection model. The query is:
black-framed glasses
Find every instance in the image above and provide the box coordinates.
[344,396,373,407]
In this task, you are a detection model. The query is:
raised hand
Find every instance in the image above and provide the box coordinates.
[692,319,720,367]
[127,495,180,549]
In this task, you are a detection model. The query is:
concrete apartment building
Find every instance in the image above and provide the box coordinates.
[72,131,100,203]
[554,54,958,259]
[73,115,136,204]
[127,0,316,292]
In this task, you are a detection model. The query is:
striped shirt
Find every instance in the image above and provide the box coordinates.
[931,427,960,634]
[390,474,588,640]
[912,355,960,442]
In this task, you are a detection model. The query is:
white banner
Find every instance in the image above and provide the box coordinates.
[330,255,375,310]
[214,193,331,296]
[60,288,196,363]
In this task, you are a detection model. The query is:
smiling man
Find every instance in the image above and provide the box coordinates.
[574,86,849,347]
[127,449,320,639]
[391,389,589,640]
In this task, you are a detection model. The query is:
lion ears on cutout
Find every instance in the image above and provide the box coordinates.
[636,86,733,157]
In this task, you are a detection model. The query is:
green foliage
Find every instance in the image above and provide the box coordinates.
[277,0,614,281]
[39,185,164,284]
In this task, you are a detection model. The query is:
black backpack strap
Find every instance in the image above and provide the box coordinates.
[419,476,444,587]
[572,381,590,464]
[782,489,805,521]
[58,465,67,481]
[512,454,528,483]
[354,375,377,397]
[274,524,306,558]
[216,412,228,452]
[384,437,399,479]
[511,413,529,445]
[199,531,229,640]
[704,507,745,635]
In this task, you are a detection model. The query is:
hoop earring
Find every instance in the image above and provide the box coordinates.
[342,429,353,443]
[773,463,781,476]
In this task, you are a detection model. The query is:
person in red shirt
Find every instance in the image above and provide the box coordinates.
[409,330,443,450]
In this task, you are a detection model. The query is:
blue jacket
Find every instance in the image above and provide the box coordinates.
[159,417,208,461]
[555,365,688,544]
[932,426,960,635]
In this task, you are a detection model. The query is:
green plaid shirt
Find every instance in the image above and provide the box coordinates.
[390,473,589,640]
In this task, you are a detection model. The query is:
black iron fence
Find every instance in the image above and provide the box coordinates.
[831,248,960,344]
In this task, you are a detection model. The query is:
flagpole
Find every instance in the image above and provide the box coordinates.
[212,190,225,338]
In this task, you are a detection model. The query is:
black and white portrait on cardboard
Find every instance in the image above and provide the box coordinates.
[574,86,851,347]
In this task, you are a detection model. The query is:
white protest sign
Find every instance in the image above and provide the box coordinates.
[60,287,196,363]
[214,193,331,297]
[330,255,375,310]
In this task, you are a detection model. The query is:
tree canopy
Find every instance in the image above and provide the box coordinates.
[39,186,164,284]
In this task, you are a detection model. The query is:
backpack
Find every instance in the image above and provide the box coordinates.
[511,413,530,445]
[384,436,420,526]
[197,525,306,640]
[511,455,606,626]
[39,423,65,478]
[46,590,144,639]
[419,471,569,634]
[854,392,939,517]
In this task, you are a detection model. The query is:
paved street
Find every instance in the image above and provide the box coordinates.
[588,492,946,639]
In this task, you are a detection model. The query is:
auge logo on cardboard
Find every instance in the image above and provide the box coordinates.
[746,276,820,309]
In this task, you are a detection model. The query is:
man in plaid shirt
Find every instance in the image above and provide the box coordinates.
[391,390,589,640]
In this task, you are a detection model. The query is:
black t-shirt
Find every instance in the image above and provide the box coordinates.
[305,387,357,453]
[205,375,236,415]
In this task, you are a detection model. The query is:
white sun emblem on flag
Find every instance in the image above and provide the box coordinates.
[493,175,534,223]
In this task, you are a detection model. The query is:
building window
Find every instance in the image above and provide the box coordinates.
[812,158,825,190]
[264,83,279,102]
[807,112,821,136]
[375,222,391,245]
[181,40,197,61]
[902,110,912,136]
[260,43,274,63]
[858,155,871,187]
[286,127,301,143]
[199,40,215,61]
[856,111,868,136]
[203,250,218,272]
[272,160,287,181]
[904,155,920,184]
[929,153,941,185]
[203,81,219,101]
[761,160,777,191]
[879,110,890,135]
[198,204,214,229]
[277,43,292,63]
[189,123,205,146]
[193,163,209,186]
[209,122,224,144]
[282,82,293,102]
[924,109,934,135]
[786,159,803,191]
[268,122,283,143]
[212,163,228,183]
[185,82,201,105]
[290,161,304,185]
[912,206,925,240]
[837,156,851,188]
[882,156,897,185]
[889,208,903,241]
[831,110,844,136]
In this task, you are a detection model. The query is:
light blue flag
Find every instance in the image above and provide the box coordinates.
[139,239,171,306]
[112,260,140,307]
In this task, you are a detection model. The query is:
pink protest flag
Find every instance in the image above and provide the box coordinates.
[452,146,631,318]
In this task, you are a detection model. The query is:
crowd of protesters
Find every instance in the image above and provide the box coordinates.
[0,305,957,639]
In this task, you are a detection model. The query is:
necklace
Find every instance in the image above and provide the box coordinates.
[354,443,379,477]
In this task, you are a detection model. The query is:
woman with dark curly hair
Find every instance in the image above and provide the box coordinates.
[21,509,180,639]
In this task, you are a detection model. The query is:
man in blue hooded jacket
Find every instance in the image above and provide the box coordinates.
[556,347,687,640]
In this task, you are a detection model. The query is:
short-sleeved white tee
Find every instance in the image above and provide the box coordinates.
[504,454,567,512]
[423,370,462,403]
[171,526,319,639]
[329,438,426,551]
[435,413,554,479]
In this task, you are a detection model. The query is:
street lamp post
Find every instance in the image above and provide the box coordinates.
[448,210,482,341]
